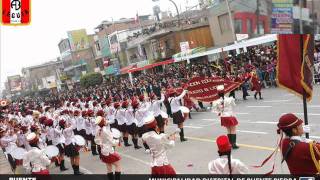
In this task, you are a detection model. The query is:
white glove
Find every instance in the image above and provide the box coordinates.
[303,125,311,134]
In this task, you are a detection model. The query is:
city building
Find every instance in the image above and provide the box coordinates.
[125,9,213,73]
[21,59,63,92]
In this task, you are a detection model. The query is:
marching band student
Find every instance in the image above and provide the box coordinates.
[277,113,320,175]
[44,119,54,146]
[212,85,239,149]
[208,135,248,174]
[52,119,68,171]
[63,120,83,175]
[115,101,131,147]
[77,111,87,138]
[124,101,141,149]
[95,116,121,180]
[142,117,176,175]
[250,71,263,100]
[23,132,51,175]
[105,100,116,129]
[167,88,189,142]
[150,93,168,134]
[0,127,19,172]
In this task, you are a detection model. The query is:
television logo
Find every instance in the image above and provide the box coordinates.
[1,0,31,25]
[299,177,315,180]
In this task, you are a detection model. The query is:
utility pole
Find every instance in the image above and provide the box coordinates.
[225,0,237,43]
[256,0,260,35]
[299,0,303,34]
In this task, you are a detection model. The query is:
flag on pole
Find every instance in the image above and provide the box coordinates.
[277,34,315,102]
[1,0,30,25]
[135,11,139,24]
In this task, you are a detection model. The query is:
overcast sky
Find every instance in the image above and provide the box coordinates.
[0,0,199,90]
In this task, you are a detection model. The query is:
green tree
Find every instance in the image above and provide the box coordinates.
[80,72,103,88]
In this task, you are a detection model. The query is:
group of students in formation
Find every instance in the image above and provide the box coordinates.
[0,85,319,178]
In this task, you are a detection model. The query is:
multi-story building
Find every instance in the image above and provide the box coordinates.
[21,60,63,92]
[58,29,97,83]
[207,0,271,46]
[126,9,213,69]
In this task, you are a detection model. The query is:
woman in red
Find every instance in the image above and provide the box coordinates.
[250,72,263,100]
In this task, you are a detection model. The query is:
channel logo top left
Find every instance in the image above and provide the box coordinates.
[1,0,31,25]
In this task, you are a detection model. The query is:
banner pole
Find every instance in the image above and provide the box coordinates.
[300,35,309,139]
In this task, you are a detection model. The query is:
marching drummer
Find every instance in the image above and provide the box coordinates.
[62,120,83,175]
[212,85,239,149]
[23,132,51,175]
[167,88,189,142]
[95,116,121,180]
[142,117,177,175]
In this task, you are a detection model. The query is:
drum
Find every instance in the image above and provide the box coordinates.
[161,111,169,119]
[74,135,86,146]
[10,147,27,160]
[180,106,190,114]
[111,128,121,139]
[44,145,59,158]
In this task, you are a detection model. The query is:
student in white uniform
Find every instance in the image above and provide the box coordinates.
[150,93,168,134]
[142,117,177,175]
[124,101,141,149]
[208,135,248,174]
[167,88,189,142]
[95,116,121,180]
[23,133,51,175]
[52,119,68,171]
[62,120,83,175]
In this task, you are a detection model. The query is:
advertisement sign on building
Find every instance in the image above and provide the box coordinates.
[271,0,293,34]
[67,29,90,51]
[180,41,190,52]
[8,75,22,92]
[42,76,57,89]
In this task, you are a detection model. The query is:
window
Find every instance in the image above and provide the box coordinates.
[247,19,252,34]
[218,13,231,34]
[95,41,101,51]
[234,19,242,33]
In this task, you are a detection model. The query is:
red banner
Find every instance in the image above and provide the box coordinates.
[277,34,314,102]
[186,77,241,102]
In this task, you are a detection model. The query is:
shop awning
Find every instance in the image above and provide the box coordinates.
[120,64,137,74]
[128,59,174,73]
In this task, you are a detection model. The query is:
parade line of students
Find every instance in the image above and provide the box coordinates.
[0,86,319,178]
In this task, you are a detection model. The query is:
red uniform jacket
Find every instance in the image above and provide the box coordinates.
[281,137,320,175]
[251,76,261,92]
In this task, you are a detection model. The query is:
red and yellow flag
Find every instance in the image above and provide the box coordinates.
[277,34,315,102]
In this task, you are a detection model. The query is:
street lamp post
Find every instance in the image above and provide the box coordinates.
[152,0,181,27]
[225,0,237,43]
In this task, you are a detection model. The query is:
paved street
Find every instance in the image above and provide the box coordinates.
[31,86,320,174]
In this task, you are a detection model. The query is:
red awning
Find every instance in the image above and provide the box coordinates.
[128,59,174,73]
[120,64,137,74]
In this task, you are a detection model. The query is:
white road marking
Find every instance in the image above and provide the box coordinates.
[282,113,320,116]
[201,119,217,121]
[310,136,320,139]
[247,106,272,108]
[183,126,203,129]
[118,152,150,166]
[250,121,278,124]
[309,105,320,108]
[236,112,250,115]
[64,158,93,174]
[263,100,290,103]
[237,130,268,135]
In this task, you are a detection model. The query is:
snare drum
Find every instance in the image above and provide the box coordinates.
[44,145,59,158]
[74,135,86,146]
